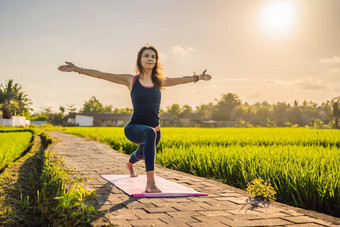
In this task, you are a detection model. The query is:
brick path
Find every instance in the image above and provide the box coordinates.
[47,131,340,227]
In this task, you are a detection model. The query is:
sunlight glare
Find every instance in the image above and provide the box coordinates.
[260,0,296,35]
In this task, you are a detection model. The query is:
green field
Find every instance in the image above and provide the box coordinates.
[0,130,34,172]
[62,127,340,217]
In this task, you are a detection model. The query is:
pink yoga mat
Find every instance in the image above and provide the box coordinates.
[101,175,208,198]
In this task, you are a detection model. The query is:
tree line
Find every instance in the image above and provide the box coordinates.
[1,80,339,128]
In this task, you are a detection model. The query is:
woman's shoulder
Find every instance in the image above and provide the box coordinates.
[129,75,140,91]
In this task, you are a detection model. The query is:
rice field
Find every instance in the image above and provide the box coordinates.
[0,131,34,172]
[62,127,340,217]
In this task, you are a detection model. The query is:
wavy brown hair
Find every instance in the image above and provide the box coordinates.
[135,45,165,91]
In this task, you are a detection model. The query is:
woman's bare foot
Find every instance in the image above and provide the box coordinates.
[126,162,138,177]
[145,170,161,193]
[145,184,162,193]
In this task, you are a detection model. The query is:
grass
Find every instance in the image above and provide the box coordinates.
[38,150,98,226]
[0,130,99,226]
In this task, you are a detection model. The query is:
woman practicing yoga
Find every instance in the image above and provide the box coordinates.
[58,45,212,193]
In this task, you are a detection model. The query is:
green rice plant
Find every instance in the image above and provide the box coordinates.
[63,127,340,149]
[155,144,340,216]
[160,128,340,148]
[0,131,33,172]
[61,127,340,217]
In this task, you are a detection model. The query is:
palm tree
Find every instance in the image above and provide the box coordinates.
[331,97,340,129]
[9,100,20,116]
[0,80,32,119]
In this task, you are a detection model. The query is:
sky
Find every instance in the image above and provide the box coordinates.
[0,0,339,113]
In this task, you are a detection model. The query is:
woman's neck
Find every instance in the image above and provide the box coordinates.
[140,69,152,80]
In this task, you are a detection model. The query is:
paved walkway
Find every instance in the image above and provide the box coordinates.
[47,131,340,227]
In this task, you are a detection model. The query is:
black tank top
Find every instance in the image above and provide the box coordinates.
[129,76,161,127]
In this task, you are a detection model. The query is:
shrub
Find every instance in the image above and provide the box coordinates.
[30,114,49,121]
[246,175,276,201]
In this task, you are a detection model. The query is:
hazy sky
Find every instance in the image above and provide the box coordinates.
[1,0,339,113]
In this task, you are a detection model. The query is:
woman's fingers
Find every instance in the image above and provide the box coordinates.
[57,61,75,72]
[65,61,75,67]
[200,70,211,80]
[58,63,72,71]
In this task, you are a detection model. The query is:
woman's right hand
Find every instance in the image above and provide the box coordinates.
[58,61,78,72]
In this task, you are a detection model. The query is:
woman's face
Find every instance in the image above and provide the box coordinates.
[141,49,157,70]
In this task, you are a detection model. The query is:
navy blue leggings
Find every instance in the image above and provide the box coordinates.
[124,123,161,171]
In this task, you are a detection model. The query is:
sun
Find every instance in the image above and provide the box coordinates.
[260,0,297,35]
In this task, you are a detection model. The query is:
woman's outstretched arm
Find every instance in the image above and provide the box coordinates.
[163,70,212,87]
[58,61,134,89]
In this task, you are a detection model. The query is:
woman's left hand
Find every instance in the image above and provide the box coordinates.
[199,69,212,81]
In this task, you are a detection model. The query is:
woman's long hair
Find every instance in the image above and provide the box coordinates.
[135,45,165,90]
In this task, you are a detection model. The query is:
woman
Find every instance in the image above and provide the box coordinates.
[58,45,212,193]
